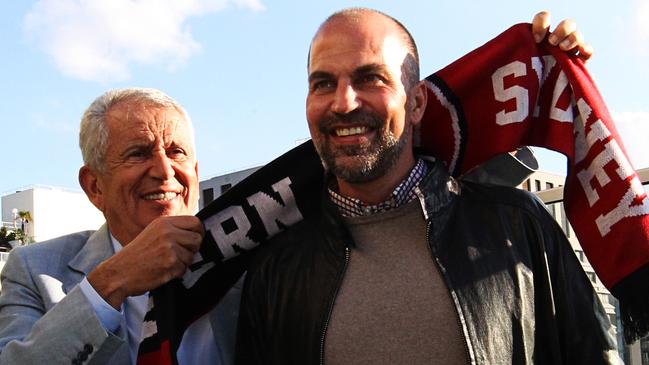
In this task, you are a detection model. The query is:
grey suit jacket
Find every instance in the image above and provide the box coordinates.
[0,224,240,365]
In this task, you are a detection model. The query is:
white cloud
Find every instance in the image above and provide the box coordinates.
[631,0,649,56]
[32,113,76,134]
[24,0,265,82]
[234,0,264,11]
[611,110,649,169]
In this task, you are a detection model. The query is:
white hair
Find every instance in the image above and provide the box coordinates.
[79,87,194,172]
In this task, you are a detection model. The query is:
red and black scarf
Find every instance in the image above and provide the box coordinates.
[138,23,649,364]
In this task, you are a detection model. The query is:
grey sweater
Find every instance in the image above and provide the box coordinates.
[325,200,468,364]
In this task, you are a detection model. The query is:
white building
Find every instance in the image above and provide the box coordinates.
[1,185,105,245]
[0,186,105,288]
[0,252,8,286]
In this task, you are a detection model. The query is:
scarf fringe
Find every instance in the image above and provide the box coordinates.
[612,264,649,343]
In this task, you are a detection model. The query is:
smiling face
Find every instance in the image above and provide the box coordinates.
[306,11,423,188]
[80,99,199,244]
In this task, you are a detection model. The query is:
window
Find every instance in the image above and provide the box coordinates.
[203,188,214,206]
[608,314,617,327]
[545,202,557,220]
[545,182,554,189]
[522,179,530,191]
[560,204,571,238]
[220,183,232,194]
[534,179,541,192]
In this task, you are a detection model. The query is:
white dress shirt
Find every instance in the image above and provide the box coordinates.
[79,234,217,364]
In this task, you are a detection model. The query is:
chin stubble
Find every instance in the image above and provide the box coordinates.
[313,111,410,183]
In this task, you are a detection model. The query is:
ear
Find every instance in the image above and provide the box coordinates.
[409,80,428,128]
[79,165,105,213]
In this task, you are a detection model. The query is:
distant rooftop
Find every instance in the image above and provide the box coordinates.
[1,184,83,197]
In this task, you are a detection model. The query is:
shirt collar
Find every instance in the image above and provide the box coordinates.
[328,158,427,217]
[109,233,122,254]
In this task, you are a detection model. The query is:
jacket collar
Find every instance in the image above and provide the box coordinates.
[415,156,460,221]
[68,223,114,276]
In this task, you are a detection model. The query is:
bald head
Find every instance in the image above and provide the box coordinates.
[309,8,420,88]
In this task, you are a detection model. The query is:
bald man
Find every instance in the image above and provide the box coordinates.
[235,8,618,365]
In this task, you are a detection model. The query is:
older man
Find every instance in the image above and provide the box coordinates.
[0,88,238,364]
[235,8,619,364]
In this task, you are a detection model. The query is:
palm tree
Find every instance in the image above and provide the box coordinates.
[18,210,32,235]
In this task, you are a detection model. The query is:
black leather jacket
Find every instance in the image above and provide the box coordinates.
[236,159,619,364]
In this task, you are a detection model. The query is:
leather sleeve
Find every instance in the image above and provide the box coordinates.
[539,210,621,364]
[235,252,272,365]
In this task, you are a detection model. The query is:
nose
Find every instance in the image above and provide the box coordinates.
[150,151,175,180]
[331,81,360,115]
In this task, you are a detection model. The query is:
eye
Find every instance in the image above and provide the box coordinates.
[168,146,188,159]
[358,73,384,85]
[125,148,148,161]
[310,79,335,93]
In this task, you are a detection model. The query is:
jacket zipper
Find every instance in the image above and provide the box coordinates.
[319,245,350,365]
[416,187,474,364]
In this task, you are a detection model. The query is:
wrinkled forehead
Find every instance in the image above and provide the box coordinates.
[106,100,194,145]
[308,15,410,73]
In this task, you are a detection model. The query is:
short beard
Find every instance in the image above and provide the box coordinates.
[313,110,410,184]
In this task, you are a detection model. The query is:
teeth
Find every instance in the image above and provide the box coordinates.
[143,192,179,201]
[335,126,366,137]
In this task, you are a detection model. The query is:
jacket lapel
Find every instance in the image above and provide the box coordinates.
[65,224,114,293]
[63,224,132,363]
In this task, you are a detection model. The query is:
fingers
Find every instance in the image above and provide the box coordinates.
[165,216,204,253]
[534,13,594,62]
[89,216,206,304]
[559,30,583,51]
[169,244,197,277]
[172,227,203,253]
[577,43,594,61]
[165,215,205,235]
[532,11,551,43]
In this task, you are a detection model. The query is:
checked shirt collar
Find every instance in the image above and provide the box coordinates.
[328,158,427,218]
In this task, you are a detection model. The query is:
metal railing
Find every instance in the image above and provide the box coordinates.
[1,221,16,229]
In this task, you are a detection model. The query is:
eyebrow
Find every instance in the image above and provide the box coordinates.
[308,70,333,83]
[308,63,390,83]
[119,143,151,156]
[352,63,389,78]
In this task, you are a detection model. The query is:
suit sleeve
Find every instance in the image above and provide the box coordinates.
[0,247,124,364]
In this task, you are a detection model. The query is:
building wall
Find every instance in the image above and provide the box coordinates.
[199,166,261,209]
[1,186,105,243]
[1,186,105,290]
[2,189,35,238]
[0,252,8,289]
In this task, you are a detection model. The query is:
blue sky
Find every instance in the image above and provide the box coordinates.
[1,0,648,195]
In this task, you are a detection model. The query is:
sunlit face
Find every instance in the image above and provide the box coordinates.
[88,100,199,244]
[306,13,418,184]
